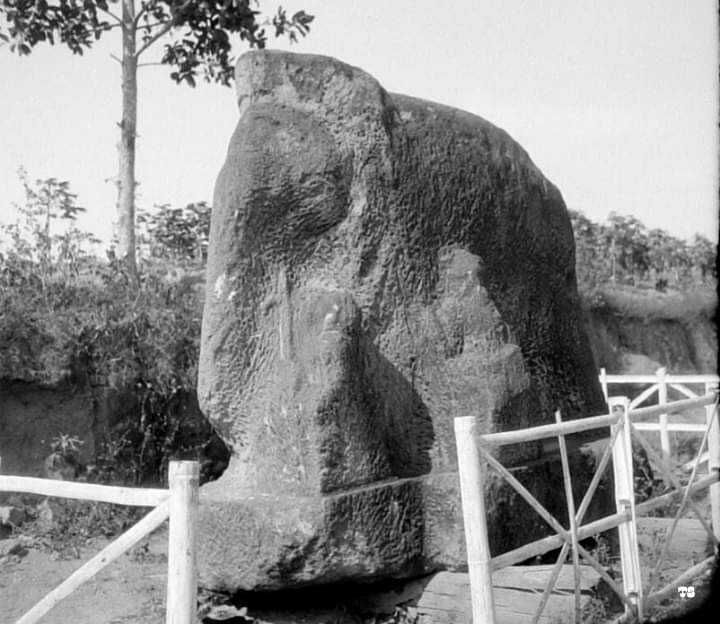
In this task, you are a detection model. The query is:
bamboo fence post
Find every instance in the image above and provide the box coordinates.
[555,411,581,624]
[166,461,199,624]
[609,396,643,620]
[599,368,608,403]
[454,416,496,624]
[705,381,720,540]
[657,367,670,461]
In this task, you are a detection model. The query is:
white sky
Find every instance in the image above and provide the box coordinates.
[0,0,718,244]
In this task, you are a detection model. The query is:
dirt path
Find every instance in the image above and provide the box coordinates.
[0,528,359,624]
[0,529,168,624]
[1,516,716,624]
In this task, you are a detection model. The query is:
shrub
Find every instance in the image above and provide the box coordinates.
[0,172,226,485]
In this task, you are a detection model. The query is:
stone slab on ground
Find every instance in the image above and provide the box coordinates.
[416,566,601,624]
[412,518,714,623]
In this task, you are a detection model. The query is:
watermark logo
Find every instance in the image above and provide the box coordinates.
[677,586,695,599]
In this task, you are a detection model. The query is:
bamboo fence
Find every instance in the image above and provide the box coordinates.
[455,388,719,624]
[0,459,199,624]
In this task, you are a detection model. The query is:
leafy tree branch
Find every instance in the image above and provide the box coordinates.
[0,0,314,279]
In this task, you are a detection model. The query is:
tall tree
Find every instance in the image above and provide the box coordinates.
[0,1,313,279]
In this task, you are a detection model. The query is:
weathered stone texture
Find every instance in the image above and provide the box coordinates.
[197,50,606,590]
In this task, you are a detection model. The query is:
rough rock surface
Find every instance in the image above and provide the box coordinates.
[197,50,607,591]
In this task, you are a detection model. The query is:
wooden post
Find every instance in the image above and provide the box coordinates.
[454,416,496,624]
[657,367,670,461]
[599,368,608,403]
[609,396,643,620]
[555,411,581,624]
[705,382,720,540]
[166,461,199,624]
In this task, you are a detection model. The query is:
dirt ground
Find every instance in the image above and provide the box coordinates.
[0,529,169,624]
[0,525,372,624]
[0,517,716,624]
[635,516,717,623]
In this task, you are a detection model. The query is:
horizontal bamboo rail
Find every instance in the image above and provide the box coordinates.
[477,394,715,448]
[0,475,169,507]
[479,412,619,446]
[601,373,719,384]
[628,394,716,420]
[491,510,633,571]
[633,422,706,432]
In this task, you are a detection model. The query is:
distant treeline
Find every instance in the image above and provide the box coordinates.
[569,210,716,298]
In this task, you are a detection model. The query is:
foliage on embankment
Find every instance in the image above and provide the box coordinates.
[0,175,219,483]
[0,176,715,481]
[570,209,715,290]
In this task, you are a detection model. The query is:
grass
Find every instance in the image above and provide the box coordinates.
[0,494,146,559]
[590,285,716,321]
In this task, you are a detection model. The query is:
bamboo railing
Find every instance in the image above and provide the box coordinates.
[0,459,199,624]
[599,368,719,460]
[454,390,719,624]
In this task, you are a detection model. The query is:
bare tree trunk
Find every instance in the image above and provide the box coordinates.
[117,0,138,280]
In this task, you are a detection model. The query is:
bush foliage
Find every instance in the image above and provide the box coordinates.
[570,209,716,304]
[0,173,217,484]
[0,175,716,482]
